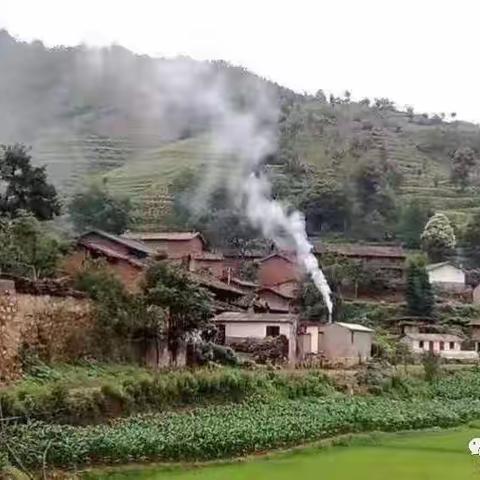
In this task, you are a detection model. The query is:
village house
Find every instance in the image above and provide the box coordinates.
[62,230,153,292]
[255,286,295,313]
[222,249,266,277]
[314,243,406,280]
[122,231,206,258]
[300,322,373,366]
[213,311,298,365]
[257,253,301,287]
[469,320,480,352]
[401,332,478,361]
[426,262,467,293]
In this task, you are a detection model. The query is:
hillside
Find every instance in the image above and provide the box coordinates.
[2,30,480,232]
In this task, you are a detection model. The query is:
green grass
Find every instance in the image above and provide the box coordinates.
[84,426,480,479]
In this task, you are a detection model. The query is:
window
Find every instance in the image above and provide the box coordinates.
[439,341,444,351]
[266,325,280,337]
[419,340,424,349]
[429,341,434,351]
[450,341,455,350]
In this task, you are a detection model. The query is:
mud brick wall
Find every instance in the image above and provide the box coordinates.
[0,293,92,384]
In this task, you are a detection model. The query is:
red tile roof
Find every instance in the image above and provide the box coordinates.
[79,230,153,255]
[79,241,145,268]
[256,286,295,300]
[257,252,296,264]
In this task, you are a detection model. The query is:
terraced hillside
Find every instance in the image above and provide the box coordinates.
[2,30,480,232]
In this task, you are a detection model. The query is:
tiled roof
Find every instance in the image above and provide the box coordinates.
[314,243,405,259]
[188,272,244,296]
[79,230,153,255]
[122,231,205,243]
[79,241,145,268]
[229,277,259,288]
[257,252,296,264]
[256,286,295,300]
[214,311,298,323]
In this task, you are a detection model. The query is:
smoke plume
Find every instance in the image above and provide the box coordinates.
[0,32,333,317]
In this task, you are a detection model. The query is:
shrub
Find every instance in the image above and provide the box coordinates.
[422,351,442,382]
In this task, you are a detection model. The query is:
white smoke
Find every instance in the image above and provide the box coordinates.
[242,174,333,317]
[0,34,333,318]
[193,76,334,319]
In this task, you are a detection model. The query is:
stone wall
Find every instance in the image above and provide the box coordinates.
[0,293,92,384]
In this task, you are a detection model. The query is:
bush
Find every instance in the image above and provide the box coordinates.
[422,351,442,382]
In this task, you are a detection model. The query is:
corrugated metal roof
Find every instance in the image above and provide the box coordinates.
[214,311,298,323]
[122,231,205,243]
[335,322,374,332]
[426,262,462,272]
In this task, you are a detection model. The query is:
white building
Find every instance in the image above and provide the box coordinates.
[426,262,465,290]
[213,312,298,365]
[402,332,478,361]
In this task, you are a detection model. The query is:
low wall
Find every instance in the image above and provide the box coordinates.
[0,293,92,384]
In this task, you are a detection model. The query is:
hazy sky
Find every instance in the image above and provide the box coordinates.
[1,0,479,122]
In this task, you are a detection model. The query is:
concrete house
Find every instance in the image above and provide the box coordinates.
[401,332,477,361]
[213,311,298,365]
[317,322,373,366]
[426,262,466,291]
[122,232,206,258]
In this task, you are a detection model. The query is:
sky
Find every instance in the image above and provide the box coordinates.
[1,0,479,122]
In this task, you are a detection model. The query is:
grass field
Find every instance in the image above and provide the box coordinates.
[86,427,480,480]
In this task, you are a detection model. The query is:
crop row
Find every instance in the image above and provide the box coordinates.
[6,397,480,469]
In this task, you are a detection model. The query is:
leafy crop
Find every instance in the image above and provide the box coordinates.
[7,397,480,469]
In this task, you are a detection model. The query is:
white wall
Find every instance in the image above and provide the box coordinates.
[407,339,460,353]
[225,322,291,339]
[428,265,465,285]
[306,325,319,354]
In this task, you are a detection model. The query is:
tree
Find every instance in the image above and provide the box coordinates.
[450,146,477,190]
[0,211,67,278]
[301,179,350,234]
[464,211,480,248]
[397,199,431,248]
[143,262,214,360]
[405,256,434,317]
[421,213,456,261]
[68,186,132,234]
[0,144,60,220]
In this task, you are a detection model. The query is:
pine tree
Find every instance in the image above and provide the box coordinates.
[406,256,434,317]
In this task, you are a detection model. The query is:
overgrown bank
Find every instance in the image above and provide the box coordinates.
[7,397,480,469]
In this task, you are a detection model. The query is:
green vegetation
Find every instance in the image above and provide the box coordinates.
[406,256,434,317]
[421,213,456,261]
[68,185,133,234]
[84,427,480,480]
[4,32,480,234]
[0,210,68,278]
[0,144,60,221]
[6,397,480,468]
[0,364,335,424]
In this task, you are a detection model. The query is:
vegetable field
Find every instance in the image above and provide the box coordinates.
[8,397,480,469]
[86,426,480,480]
